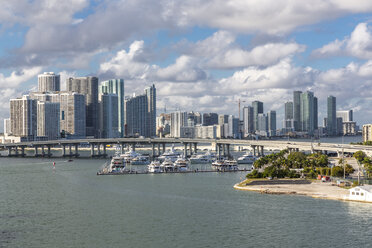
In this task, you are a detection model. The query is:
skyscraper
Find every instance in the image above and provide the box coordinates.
[37,101,60,140]
[284,101,293,120]
[336,110,353,122]
[124,94,148,137]
[170,111,188,138]
[257,113,268,132]
[268,110,276,136]
[252,101,263,131]
[67,76,99,137]
[99,93,119,138]
[313,97,318,130]
[243,106,254,136]
[300,91,314,135]
[144,84,156,137]
[327,95,337,136]
[293,91,302,131]
[10,95,37,139]
[38,72,60,92]
[203,113,219,126]
[99,79,125,137]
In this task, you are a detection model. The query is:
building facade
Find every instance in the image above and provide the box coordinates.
[300,91,315,135]
[10,95,37,139]
[144,84,156,137]
[170,111,188,138]
[99,79,125,137]
[363,124,372,142]
[243,106,254,136]
[38,72,60,92]
[66,76,99,137]
[37,101,60,140]
[252,101,263,132]
[125,94,148,137]
[99,93,119,138]
[293,91,302,131]
[327,95,337,136]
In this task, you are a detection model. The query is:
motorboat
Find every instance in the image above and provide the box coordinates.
[211,159,238,171]
[161,158,176,172]
[108,156,126,173]
[237,152,257,164]
[120,149,140,163]
[130,155,150,165]
[174,156,189,172]
[158,146,181,162]
[147,161,163,173]
[189,150,216,164]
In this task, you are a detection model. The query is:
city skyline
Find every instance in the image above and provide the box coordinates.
[1,1,372,132]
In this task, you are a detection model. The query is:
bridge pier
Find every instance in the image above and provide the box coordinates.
[47,145,51,157]
[7,147,12,156]
[75,144,79,157]
[162,143,166,153]
[62,144,66,157]
[90,143,95,157]
[152,143,156,158]
[157,143,161,156]
[251,145,256,157]
[131,143,136,152]
[184,143,188,158]
[21,146,25,157]
[194,143,197,154]
[226,144,231,158]
[41,145,45,157]
[15,146,19,157]
[217,144,222,160]
[189,143,193,156]
[97,143,101,157]
[260,146,264,156]
[121,143,125,154]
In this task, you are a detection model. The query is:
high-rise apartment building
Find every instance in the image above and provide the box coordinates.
[124,94,148,137]
[243,106,254,136]
[3,118,11,135]
[203,113,219,126]
[313,96,318,130]
[218,114,229,126]
[99,93,119,138]
[284,101,293,120]
[99,79,125,137]
[363,124,372,142]
[144,84,156,137]
[268,110,276,136]
[293,91,302,131]
[170,111,188,138]
[37,101,60,140]
[300,91,315,135]
[257,113,268,134]
[38,72,60,92]
[252,101,263,131]
[10,95,37,139]
[66,76,99,137]
[336,110,353,122]
[327,95,337,136]
[30,92,86,138]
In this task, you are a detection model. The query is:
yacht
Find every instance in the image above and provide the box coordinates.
[131,155,150,165]
[147,161,163,173]
[120,149,140,163]
[174,156,189,172]
[161,158,176,172]
[108,156,126,173]
[237,152,257,164]
[189,151,216,164]
[158,146,180,162]
[211,159,238,171]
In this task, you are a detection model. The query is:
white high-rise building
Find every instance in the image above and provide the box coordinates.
[336,110,353,122]
[170,111,188,138]
[10,95,37,139]
[3,118,11,135]
[38,72,60,92]
[37,101,60,139]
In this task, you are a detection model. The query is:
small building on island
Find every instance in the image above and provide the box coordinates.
[348,186,372,202]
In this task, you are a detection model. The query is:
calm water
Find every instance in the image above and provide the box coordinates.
[1,157,371,248]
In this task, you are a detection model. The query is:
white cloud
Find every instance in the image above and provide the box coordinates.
[313,22,372,59]
[0,67,43,89]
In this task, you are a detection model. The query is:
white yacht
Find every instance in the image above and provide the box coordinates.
[120,149,140,163]
[161,158,176,172]
[211,159,238,171]
[131,155,150,165]
[158,146,180,162]
[237,152,257,164]
[189,151,216,164]
[147,161,163,173]
[174,156,189,172]
[108,156,126,173]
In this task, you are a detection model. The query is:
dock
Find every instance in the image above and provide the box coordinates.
[97,168,251,175]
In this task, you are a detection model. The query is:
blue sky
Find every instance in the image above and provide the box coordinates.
[1,0,372,130]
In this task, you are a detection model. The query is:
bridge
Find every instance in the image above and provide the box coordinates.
[0,137,370,158]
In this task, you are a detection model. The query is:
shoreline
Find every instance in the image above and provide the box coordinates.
[233,179,370,203]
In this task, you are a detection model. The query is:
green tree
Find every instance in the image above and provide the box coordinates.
[353,151,366,163]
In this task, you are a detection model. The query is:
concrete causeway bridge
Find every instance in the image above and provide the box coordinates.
[0,137,371,158]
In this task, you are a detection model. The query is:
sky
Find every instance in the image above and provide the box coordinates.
[1,0,372,131]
